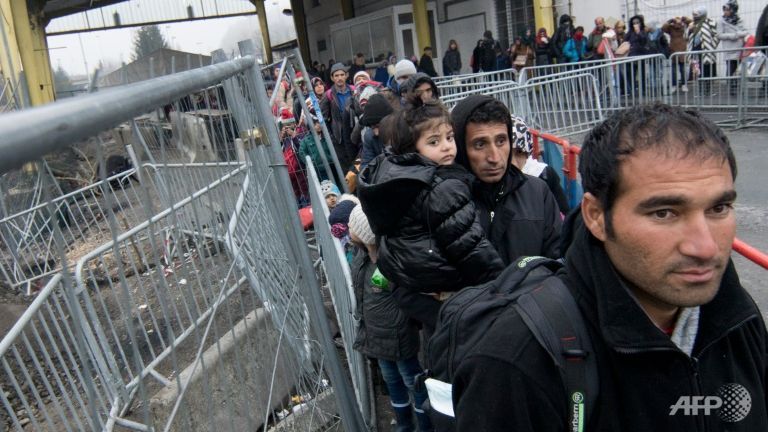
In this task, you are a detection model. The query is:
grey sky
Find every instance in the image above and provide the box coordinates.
[48,0,296,77]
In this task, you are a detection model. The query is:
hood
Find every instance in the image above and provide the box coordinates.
[401,72,439,98]
[357,153,436,235]
[559,14,572,26]
[628,14,646,33]
[450,95,513,181]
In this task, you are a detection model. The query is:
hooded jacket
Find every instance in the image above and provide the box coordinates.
[626,15,651,56]
[357,153,504,293]
[453,214,768,431]
[400,73,440,99]
[451,95,562,263]
[351,247,420,361]
[551,15,574,61]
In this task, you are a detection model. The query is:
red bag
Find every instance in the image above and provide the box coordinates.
[298,206,313,230]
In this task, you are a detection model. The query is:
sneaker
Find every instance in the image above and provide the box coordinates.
[681,84,688,93]
[670,87,677,95]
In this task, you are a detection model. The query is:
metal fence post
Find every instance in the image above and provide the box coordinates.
[238,39,368,432]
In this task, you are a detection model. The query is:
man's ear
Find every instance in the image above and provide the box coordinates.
[581,192,608,242]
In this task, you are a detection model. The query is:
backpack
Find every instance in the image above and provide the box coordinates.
[422,256,598,431]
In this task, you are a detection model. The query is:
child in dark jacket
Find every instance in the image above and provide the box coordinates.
[347,205,432,432]
[357,97,504,295]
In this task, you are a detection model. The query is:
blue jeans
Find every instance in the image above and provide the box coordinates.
[377,357,428,409]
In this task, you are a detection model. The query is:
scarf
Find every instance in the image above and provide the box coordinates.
[574,32,584,42]
[724,13,741,25]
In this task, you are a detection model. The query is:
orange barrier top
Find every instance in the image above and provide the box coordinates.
[529,128,768,271]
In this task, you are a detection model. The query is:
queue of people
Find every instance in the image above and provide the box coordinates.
[266,2,767,431]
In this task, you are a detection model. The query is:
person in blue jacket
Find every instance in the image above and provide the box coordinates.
[563,26,587,62]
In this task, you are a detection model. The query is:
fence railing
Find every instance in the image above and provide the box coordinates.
[0,40,367,432]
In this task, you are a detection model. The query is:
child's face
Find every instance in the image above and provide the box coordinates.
[325,194,338,208]
[416,122,456,166]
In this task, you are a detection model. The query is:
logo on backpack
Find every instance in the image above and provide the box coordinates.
[517,256,545,268]
[571,391,586,432]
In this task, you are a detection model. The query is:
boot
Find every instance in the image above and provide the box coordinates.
[414,407,434,432]
[393,405,415,432]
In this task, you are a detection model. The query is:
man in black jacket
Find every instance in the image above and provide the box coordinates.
[453,103,768,431]
[390,95,562,331]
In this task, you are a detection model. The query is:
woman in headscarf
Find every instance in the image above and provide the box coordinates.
[534,27,552,67]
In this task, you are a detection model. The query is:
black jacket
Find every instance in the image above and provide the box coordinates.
[453,216,768,431]
[451,94,562,263]
[357,153,504,294]
[351,248,420,361]
[420,54,438,77]
[551,15,574,61]
[443,49,462,75]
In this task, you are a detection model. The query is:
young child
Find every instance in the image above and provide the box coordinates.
[320,180,341,209]
[357,97,504,296]
[347,205,432,432]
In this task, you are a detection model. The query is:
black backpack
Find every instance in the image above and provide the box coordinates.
[423,256,598,431]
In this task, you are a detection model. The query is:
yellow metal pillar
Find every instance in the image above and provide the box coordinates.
[533,0,555,35]
[0,0,23,100]
[340,0,353,20]
[251,0,273,64]
[412,0,431,54]
[10,0,54,106]
[290,0,311,64]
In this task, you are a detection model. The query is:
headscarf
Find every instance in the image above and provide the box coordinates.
[723,0,741,25]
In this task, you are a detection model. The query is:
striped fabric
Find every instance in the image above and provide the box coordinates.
[687,18,719,64]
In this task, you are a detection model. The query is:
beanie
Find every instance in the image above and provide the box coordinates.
[360,94,394,126]
[348,205,375,245]
[328,200,356,225]
[353,70,371,84]
[394,59,417,81]
[320,180,340,198]
[278,107,295,128]
[330,62,347,75]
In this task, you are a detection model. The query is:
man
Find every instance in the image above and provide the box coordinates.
[390,95,562,332]
[348,53,367,84]
[551,14,575,63]
[387,59,417,97]
[420,46,438,77]
[401,73,439,104]
[479,31,500,72]
[321,63,356,171]
[586,16,606,59]
[453,103,768,431]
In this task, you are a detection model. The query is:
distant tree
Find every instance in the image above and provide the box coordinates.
[53,66,73,97]
[131,25,169,60]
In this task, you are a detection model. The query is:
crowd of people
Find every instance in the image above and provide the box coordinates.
[260,2,768,432]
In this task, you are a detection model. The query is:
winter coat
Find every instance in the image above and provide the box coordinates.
[453,215,768,432]
[563,38,586,62]
[534,38,552,65]
[479,38,500,72]
[663,19,689,63]
[550,15,574,61]
[626,16,651,56]
[360,127,384,171]
[357,153,504,294]
[719,18,748,60]
[689,17,719,64]
[648,28,671,58]
[298,133,333,180]
[320,84,356,170]
[443,49,462,75]
[420,54,438,77]
[451,94,562,262]
[351,248,420,362]
[586,29,605,58]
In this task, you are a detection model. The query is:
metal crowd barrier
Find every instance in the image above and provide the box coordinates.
[433,67,518,86]
[0,40,367,432]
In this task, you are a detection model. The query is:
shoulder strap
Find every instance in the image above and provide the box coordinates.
[492,256,563,295]
[514,277,598,432]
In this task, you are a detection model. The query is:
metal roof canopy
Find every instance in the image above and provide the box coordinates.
[44,0,258,35]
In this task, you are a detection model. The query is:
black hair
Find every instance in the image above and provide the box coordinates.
[466,98,512,131]
[575,26,584,32]
[579,103,736,236]
[382,94,452,155]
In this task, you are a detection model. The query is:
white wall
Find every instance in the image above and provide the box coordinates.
[569,0,622,31]
[624,0,765,34]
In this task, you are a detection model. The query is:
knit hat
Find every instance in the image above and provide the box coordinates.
[320,180,340,198]
[510,115,533,154]
[330,62,347,75]
[360,94,394,126]
[339,193,361,206]
[348,205,375,245]
[394,59,417,81]
[692,6,707,19]
[353,70,371,84]
[328,200,356,225]
[278,107,295,128]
